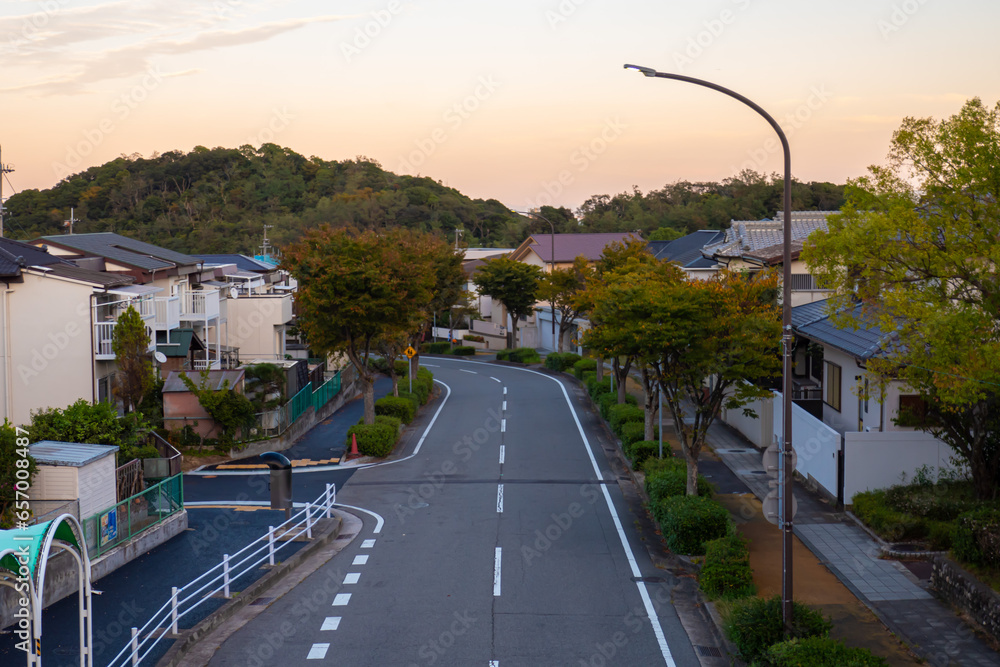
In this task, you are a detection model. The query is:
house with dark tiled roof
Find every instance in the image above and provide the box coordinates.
[700,211,837,305]
[508,232,642,272]
[647,229,725,278]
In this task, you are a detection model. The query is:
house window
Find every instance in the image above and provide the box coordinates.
[864,378,869,414]
[897,395,933,427]
[823,361,841,411]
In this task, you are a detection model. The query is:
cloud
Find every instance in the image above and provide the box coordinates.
[0,1,347,95]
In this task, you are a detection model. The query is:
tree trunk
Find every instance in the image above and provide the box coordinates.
[556,313,564,353]
[685,453,699,496]
[361,372,376,425]
[595,357,603,382]
[391,373,399,398]
[644,387,657,442]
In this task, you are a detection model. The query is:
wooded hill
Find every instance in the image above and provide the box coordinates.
[4,144,845,253]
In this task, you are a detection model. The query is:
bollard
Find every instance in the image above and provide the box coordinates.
[325,483,335,518]
[223,554,230,598]
[305,503,313,540]
[268,526,276,566]
[170,587,179,635]
[131,627,139,666]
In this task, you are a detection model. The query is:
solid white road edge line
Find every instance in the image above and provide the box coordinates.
[493,547,502,596]
[423,357,678,667]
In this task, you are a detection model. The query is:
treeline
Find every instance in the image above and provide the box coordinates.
[4,145,845,253]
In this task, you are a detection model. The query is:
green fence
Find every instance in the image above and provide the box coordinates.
[82,474,184,559]
[287,384,313,425]
[311,371,342,412]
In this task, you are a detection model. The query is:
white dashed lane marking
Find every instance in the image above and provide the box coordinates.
[352,555,369,565]
[490,376,501,383]
[307,643,330,659]
[493,548,502,596]
[344,573,361,585]
[460,369,477,374]
[321,617,341,631]
[332,593,352,606]
[361,539,375,548]
[499,445,505,464]
[496,485,504,513]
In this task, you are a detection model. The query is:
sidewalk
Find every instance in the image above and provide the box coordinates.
[706,420,999,667]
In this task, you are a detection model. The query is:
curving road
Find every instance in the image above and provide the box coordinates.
[208,358,700,667]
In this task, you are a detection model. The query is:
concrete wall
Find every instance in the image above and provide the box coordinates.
[722,392,773,449]
[843,430,957,501]
[932,556,1000,645]
[774,390,841,499]
[226,293,293,359]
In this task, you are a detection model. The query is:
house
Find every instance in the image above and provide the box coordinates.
[0,237,145,425]
[155,329,208,375]
[646,229,725,279]
[700,211,836,306]
[162,369,246,440]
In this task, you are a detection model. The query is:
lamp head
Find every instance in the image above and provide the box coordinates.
[623,63,657,77]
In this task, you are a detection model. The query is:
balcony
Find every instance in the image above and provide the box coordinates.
[155,296,181,331]
[180,289,221,321]
[93,320,156,360]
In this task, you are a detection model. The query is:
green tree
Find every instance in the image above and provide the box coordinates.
[536,256,594,353]
[472,257,543,348]
[283,227,437,424]
[803,98,1000,500]
[1,421,37,528]
[28,400,156,463]
[112,305,154,413]
[179,371,256,447]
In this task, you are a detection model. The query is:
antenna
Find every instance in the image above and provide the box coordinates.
[0,146,14,238]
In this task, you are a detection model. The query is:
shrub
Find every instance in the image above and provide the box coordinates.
[646,466,713,501]
[641,455,682,475]
[464,334,484,342]
[590,377,612,400]
[345,421,398,457]
[723,596,832,664]
[572,358,597,379]
[598,393,619,420]
[427,341,452,354]
[763,636,888,667]
[452,346,476,356]
[395,391,421,412]
[394,359,410,376]
[608,404,644,436]
[654,495,730,555]
[620,422,648,449]
[953,508,1000,567]
[582,370,597,385]
[375,396,416,423]
[495,349,511,361]
[510,348,541,364]
[545,352,582,371]
[851,490,924,542]
[927,520,955,551]
[373,414,402,432]
[699,534,756,600]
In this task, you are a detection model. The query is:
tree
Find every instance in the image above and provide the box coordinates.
[536,256,593,353]
[179,371,256,448]
[803,98,1000,500]
[112,305,155,413]
[1,421,37,529]
[283,227,437,424]
[410,232,467,364]
[28,400,157,463]
[472,257,543,348]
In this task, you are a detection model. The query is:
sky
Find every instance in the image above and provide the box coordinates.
[1,0,999,213]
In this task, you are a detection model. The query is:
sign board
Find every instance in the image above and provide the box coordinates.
[404,346,417,359]
[762,488,798,526]
[100,508,118,547]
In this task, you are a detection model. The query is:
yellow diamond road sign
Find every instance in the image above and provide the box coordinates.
[404,346,416,359]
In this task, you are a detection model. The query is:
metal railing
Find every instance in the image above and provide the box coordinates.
[180,290,221,320]
[245,371,342,441]
[154,296,181,330]
[94,321,115,356]
[142,431,182,479]
[106,484,337,667]
[30,499,80,524]
[82,474,184,559]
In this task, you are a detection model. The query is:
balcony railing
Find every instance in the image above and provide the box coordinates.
[155,296,181,331]
[180,289,220,320]
[94,321,115,358]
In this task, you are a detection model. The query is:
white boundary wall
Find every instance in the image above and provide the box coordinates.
[774,391,841,499]
[722,391,773,449]
[844,430,957,502]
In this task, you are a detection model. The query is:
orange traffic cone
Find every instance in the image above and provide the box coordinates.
[346,432,361,460]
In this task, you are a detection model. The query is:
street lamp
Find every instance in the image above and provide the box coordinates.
[512,209,557,352]
[624,63,795,629]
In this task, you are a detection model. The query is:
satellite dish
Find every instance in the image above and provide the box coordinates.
[230,287,239,299]
[154,351,167,364]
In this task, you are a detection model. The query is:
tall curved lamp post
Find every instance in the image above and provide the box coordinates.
[624,63,795,628]
[513,209,557,351]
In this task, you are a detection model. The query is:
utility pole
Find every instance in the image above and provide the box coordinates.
[454,228,464,250]
[0,146,14,238]
[65,207,78,234]
[259,224,274,259]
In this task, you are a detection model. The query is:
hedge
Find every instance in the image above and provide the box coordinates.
[345,421,398,458]
[375,396,416,423]
[626,440,664,469]
[452,346,476,356]
[511,348,541,364]
[763,636,888,667]
[723,596,832,665]
[699,534,756,600]
[544,352,582,371]
[598,393,619,420]
[427,341,452,354]
[646,466,713,501]
[953,507,1000,568]
[395,390,421,412]
[589,376,612,400]
[464,334,484,342]
[572,358,597,379]
[608,404,644,436]
[653,495,730,555]
[412,368,434,404]
[851,489,924,542]
[620,423,648,450]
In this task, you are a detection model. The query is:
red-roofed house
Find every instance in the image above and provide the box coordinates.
[508,232,642,272]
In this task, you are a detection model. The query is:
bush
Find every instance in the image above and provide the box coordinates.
[626,439,661,468]
[373,414,402,432]
[395,390,421,411]
[495,348,512,361]
[723,595,832,664]
[699,534,756,600]
[953,508,1000,567]
[641,455,681,475]
[545,352,582,371]
[572,358,597,379]
[375,396,416,423]
[654,495,730,555]
[345,421,398,457]
[464,334,484,342]
[589,377,612,400]
[427,341,452,354]
[763,636,888,667]
[927,520,955,551]
[608,404,644,436]
[598,393,619,420]
[620,422,648,449]
[412,369,434,405]
[851,490,924,542]
[452,346,476,356]
[510,348,541,364]
[646,466,713,501]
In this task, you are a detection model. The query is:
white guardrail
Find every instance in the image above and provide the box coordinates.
[107,484,337,666]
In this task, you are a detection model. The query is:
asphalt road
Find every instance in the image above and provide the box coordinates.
[208,358,700,667]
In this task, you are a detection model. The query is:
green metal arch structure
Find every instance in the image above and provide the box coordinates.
[0,514,93,666]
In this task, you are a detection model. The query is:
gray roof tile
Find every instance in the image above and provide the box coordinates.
[38,233,199,271]
[792,298,889,360]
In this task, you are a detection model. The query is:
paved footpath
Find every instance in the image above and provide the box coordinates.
[708,421,999,667]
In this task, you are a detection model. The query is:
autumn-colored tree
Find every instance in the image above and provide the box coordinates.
[472,257,543,348]
[803,98,1000,499]
[283,227,437,424]
[410,233,467,363]
[112,305,155,414]
[536,256,594,353]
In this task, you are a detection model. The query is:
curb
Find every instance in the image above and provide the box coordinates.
[156,514,344,667]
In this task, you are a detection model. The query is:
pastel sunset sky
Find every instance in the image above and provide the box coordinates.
[2,0,998,212]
